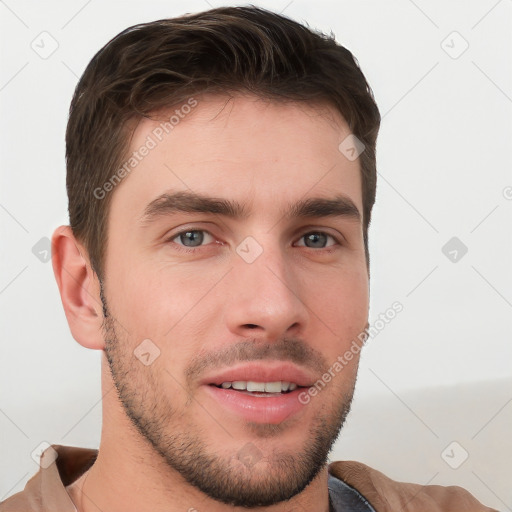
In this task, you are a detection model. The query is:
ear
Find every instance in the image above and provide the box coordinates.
[51,225,105,350]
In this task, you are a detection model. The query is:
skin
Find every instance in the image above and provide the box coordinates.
[52,93,370,512]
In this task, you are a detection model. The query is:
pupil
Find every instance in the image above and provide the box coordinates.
[181,230,203,247]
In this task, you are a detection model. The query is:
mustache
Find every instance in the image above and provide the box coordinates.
[185,337,329,386]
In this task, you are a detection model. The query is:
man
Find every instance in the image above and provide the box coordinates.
[0,5,496,512]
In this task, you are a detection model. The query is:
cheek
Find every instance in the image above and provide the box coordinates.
[110,263,225,370]
[306,267,368,377]
[309,267,369,331]
[113,263,201,332]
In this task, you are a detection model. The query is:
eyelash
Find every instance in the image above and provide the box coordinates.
[165,229,342,254]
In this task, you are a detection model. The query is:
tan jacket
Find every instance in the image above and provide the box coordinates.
[328,461,498,511]
[0,445,497,511]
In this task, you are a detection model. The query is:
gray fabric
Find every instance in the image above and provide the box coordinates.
[328,473,376,512]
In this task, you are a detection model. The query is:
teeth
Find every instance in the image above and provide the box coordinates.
[247,381,266,392]
[217,381,298,393]
[264,381,282,393]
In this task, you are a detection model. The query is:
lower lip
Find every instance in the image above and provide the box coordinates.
[203,385,308,424]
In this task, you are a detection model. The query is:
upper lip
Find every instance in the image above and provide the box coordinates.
[200,362,316,387]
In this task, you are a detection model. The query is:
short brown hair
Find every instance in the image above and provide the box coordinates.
[66,5,380,281]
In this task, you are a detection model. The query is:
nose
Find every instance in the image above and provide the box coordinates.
[224,237,309,342]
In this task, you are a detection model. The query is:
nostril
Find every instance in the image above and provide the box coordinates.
[244,324,259,329]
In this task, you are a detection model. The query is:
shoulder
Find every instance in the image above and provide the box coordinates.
[0,472,43,512]
[328,460,498,512]
[0,444,98,512]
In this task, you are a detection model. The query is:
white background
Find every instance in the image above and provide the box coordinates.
[1,0,511,509]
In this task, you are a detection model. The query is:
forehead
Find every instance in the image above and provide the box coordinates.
[109,94,363,226]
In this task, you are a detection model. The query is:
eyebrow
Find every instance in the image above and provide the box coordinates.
[139,190,361,226]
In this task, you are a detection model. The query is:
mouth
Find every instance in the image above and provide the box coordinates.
[201,363,314,424]
[209,380,304,397]
[201,361,315,390]
[203,382,309,423]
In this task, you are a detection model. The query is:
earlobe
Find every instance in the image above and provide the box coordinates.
[51,225,105,350]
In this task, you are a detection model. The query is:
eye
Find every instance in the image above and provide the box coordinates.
[166,228,340,254]
[169,229,216,250]
[295,231,339,249]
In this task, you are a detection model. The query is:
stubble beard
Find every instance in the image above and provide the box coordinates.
[101,294,357,508]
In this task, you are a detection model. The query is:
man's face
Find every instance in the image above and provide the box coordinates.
[100,94,369,507]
